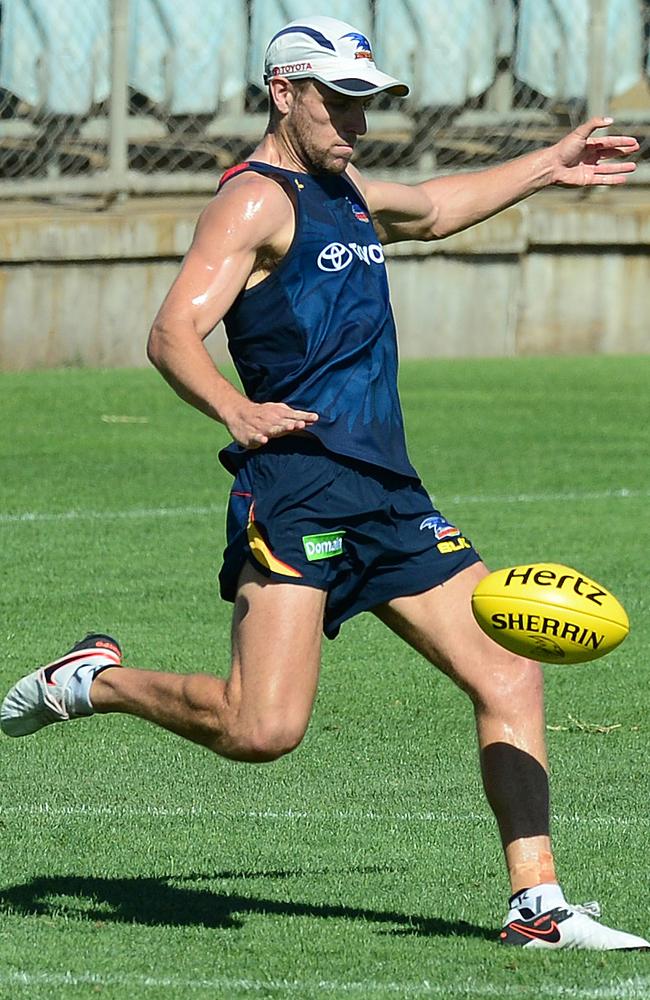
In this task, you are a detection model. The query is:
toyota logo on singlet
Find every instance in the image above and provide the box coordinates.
[317,242,354,272]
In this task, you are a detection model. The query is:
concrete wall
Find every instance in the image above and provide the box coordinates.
[1,188,648,370]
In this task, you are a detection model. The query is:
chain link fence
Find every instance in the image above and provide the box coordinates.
[1,0,650,199]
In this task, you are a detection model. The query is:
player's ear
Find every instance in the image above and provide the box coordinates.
[268,77,296,117]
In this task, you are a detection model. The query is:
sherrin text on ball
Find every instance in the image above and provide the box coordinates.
[471,563,629,664]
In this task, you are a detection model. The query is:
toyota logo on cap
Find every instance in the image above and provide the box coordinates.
[317,242,354,272]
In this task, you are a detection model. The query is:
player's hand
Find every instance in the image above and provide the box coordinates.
[224,399,319,448]
[551,118,639,187]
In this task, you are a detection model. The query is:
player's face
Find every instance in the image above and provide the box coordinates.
[286,81,370,173]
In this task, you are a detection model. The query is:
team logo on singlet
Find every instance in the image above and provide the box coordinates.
[351,202,369,223]
[419,514,461,540]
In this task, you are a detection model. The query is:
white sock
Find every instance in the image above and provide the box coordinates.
[507,882,567,922]
[67,662,113,716]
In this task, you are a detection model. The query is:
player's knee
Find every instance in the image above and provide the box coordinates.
[233,718,308,763]
[468,653,544,713]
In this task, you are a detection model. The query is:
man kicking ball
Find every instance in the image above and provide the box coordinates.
[2,15,647,951]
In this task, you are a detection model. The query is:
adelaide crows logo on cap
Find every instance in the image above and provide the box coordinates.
[341,31,373,60]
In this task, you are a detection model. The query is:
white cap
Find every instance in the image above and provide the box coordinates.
[263,15,409,98]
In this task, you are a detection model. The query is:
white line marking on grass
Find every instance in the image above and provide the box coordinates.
[2,804,490,822]
[3,972,650,997]
[445,487,649,506]
[1,804,647,828]
[0,504,226,524]
[0,488,647,526]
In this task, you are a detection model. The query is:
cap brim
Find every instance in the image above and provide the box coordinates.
[314,73,409,98]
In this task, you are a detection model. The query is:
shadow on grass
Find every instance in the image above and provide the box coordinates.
[0,872,494,941]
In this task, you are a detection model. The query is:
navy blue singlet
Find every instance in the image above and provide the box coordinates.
[218,160,418,481]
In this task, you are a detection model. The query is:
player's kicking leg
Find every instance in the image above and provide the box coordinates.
[374,560,649,951]
[1,562,326,763]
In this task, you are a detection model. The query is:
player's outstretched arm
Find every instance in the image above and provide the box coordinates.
[147,176,318,448]
[359,118,639,244]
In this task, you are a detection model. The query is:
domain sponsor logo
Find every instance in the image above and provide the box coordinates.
[302,531,345,561]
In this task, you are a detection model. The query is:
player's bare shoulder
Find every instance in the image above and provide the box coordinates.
[199,169,296,286]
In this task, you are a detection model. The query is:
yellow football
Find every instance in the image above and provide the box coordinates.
[471,563,629,664]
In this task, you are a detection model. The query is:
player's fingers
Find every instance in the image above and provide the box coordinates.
[573,116,613,139]
[590,133,639,144]
[588,169,636,186]
[273,417,305,432]
[592,163,636,184]
[590,173,635,186]
[594,161,636,174]
[270,419,305,435]
[589,137,640,156]
[277,406,319,421]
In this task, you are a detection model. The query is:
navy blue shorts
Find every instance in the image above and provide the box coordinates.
[219,437,481,639]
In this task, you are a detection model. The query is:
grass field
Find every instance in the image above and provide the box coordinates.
[0,356,649,999]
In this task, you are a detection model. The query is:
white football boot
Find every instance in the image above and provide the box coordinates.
[501,885,650,950]
[1,633,122,737]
